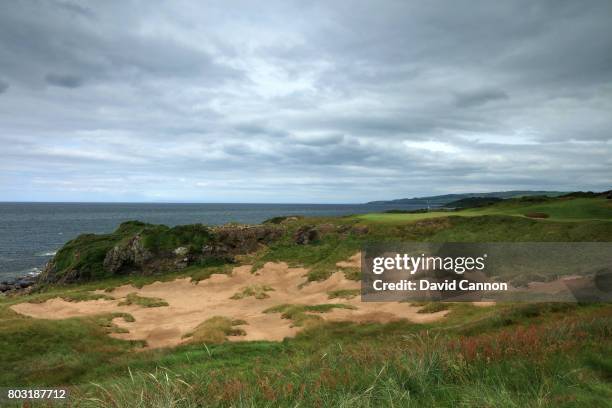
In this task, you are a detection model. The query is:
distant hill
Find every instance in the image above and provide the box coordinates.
[366,191,566,205]
[443,196,505,208]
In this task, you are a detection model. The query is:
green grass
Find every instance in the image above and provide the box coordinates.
[41,221,214,283]
[139,223,212,253]
[0,305,141,386]
[93,312,137,333]
[328,289,361,299]
[487,197,612,220]
[1,196,611,405]
[62,292,115,302]
[255,211,612,282]
[118,293,169,308]
[413,302,451,314]
[187,260,233,282]
[26,291,114,304]
[1,288,611,406]
[255,231,363,281]
[182,316,246,344]
[230,284,275,300]
[37,197,612,286]
[359,197,612,223]
[264,303,358,327]
[49,233,120,281]
[9,303,608,407]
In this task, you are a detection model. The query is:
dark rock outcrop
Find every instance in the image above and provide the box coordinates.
[294,225,320,245]
[336,224,369,236]
[104,225,282,274]
[103,235,153,274]
[39,258,80,284]
[203,225,283,259]
[350,225,369,235]
[294,223,369,244]
[38,222,285,284]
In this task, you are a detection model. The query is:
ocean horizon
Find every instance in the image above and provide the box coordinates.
[0,201,428,280]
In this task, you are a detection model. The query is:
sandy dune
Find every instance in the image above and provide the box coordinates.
[11,255,448,349]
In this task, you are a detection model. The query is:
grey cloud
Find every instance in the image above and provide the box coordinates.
[45,73,84,88]
[54,1,96,19]
[454,89,509,108]
[289,133,345,146]
[0,1,610,202]
[0,1,242,90]
[234,124,289,138]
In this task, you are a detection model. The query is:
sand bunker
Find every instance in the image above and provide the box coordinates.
[11,255,448,349]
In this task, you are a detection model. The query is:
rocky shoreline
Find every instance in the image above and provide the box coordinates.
[1,218,371,293]
[0,273,38,295]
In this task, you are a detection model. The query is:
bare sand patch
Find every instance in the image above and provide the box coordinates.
[11,257,448,349]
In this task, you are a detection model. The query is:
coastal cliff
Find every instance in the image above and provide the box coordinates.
[39,221,283,284]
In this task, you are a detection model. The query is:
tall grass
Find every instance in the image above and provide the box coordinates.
[70,314,612,407]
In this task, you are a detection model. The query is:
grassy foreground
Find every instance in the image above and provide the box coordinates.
[0,196,611,407]
[1,301,610,407]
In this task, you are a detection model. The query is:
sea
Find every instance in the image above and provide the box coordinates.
[0,202,426,280]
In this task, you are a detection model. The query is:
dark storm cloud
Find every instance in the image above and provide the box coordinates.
[0,0,610,203]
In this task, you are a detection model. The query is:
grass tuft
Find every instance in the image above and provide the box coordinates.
[118,293,169,308]
[327,289,360,300]
[183,316,246,344]
[62,292,115,302]
[230,285,275,300]
[414,302,450,314]
[264,303,357,327]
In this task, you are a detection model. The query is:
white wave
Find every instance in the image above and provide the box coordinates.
[36,250,57,257]
[27,267,42,276]
[4,267,42,279]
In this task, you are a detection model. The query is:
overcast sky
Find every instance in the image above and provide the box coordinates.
[0,1,611,203]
